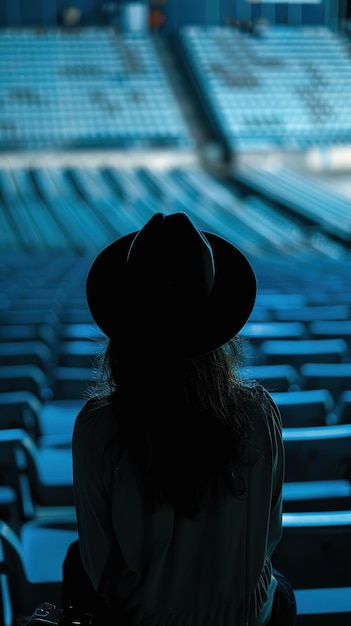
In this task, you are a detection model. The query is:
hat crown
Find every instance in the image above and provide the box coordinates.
[127,213,215,303]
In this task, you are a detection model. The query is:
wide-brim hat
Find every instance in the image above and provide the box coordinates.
[86,212,256,357]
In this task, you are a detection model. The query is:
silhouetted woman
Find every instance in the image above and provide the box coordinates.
[70,212,297,626]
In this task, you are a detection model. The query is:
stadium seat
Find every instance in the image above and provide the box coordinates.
[0,324,56,349]
[274,511,351,626]
[0,309,60,328]
[59,305,94,324]
[57,340,101,368]
[282,424,351,511]
[271,389,336,427]
[272,304,350,323]
[240,321,308,365]
[0,428,74,521]
[308,319,351,347]
[0,390,75,448]
[336,390,351,424]
[51,366,93,401]
[300,362,351,401]
[255,293,307,311]
[0,365,51,401]
[240,364,302,392]
[59,323,102,342]
[283,424,351,481]
[0,486,18,525]
[0,391,42,443]
[0,340,53,372]
[260,338,349,368]
[0,517,77,625]
[38,399,82,442]
[241,321,307,344]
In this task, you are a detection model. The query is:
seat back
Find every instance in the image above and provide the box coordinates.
[271,389,335,428]
[57,340,101,368]
[0,429,39,521]
[241,321,307,344]
[0,519,27,624]
[240,364,302,392]
[0,365,50,401]
[0,391,42,442]
[283,424,351,482]
[275,511,351,589]
[300,362,351,401]
[309,319,351,347]
[0,519,65,622]
[0,429,75,519]
[336,390,351,424]
[273,304,350,322]
[0,324,56,348]
[282,424,351,512]
[0,341,53,372]
[261,338,349,368]
[52,366,92,400]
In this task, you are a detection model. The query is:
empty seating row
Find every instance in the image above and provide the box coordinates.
[231,165,351,244]
[2,342,351,409]
[1,164,349,258]
[241,360,351,399]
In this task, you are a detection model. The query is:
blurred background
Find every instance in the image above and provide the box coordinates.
[0,2,351,626]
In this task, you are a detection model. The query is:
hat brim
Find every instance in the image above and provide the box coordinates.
[86,229,256,357]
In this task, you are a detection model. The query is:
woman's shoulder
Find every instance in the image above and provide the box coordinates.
[240,383,283,455]
[76,396,114,420]
[73,396,118,450]
[244,383,282,427]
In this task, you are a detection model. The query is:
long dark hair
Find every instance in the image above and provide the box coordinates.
[87,335,262,517]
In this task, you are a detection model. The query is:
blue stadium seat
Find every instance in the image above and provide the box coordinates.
[0,391,42,443]
[0,428,74,521]
[0,365,51,402]
[282,424,351,511]
[241,321,307,344]
[271,389,336,427]
[240,364,302,392]
[300,362,351,401]
[336,390,351,424]
[57,340,101,368]
[308,319,351,347]
[0,340,53,372]
[260,337,349,368]
[0,517,77,625]
[51,366,93,401]
[0,390,75,448]
[276,511,351,626]
[0,324,56,348]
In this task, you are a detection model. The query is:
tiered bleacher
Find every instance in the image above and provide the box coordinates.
[178,24,351,152]
[231,165,351,245]
[0,164,348,262]
[0,27,194,150]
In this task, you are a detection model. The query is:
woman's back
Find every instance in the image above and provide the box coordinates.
[73,383,283,626]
